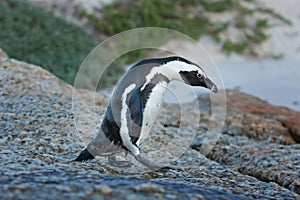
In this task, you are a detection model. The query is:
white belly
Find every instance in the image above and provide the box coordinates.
[137,82,167,146]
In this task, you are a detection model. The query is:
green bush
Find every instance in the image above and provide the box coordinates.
[0,0,98,86]
[0,0,290,90]
[79,0,291,59]
[80,0,214,41]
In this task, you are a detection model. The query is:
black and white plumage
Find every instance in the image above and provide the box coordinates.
[74,56,218,170]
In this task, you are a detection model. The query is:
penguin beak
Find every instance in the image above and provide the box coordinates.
[205,77,218,93]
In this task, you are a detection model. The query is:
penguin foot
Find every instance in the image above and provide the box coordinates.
[108,156,132,168]
[134,153,166,171]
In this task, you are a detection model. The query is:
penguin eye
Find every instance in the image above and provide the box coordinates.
[197,73,202,78]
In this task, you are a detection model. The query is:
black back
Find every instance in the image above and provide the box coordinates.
[131,56,197,69]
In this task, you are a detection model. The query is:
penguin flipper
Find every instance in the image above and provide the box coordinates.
[128,86,143,144]
[73,148,95,162]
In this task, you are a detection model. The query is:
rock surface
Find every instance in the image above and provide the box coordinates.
[0,48,300,199]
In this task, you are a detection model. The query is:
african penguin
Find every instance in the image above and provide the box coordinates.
[74,56,218,170]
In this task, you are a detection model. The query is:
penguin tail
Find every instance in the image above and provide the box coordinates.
[73,148,95,162]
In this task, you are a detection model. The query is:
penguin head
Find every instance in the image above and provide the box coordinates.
[178,69,218,93]
[163,56,218,93]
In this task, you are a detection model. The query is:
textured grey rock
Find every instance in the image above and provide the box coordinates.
[0,49,299,199]
[193,90,300,196]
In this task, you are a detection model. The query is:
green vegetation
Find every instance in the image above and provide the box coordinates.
[0,0,97,87]
[0,0,291,90]
[80,0,291,61]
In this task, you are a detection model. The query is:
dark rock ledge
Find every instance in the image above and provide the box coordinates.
[0,48,299,199]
